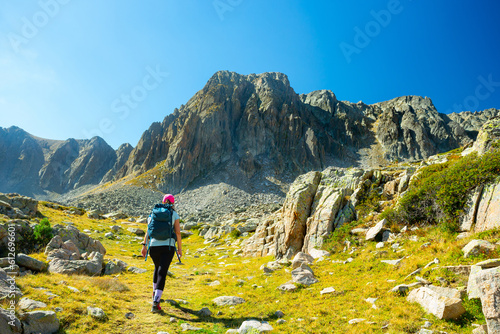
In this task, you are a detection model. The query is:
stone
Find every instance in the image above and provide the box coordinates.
[291,264,318,286]
[475,267,500,332]
[198,307,212,317]
[127,267,147,274]
[127,228,145,236]
[18,298,47,311]
[209,280,221,286]
[391,285,409,295]
[104,259,127,275]
[213,296,246,306]
[87,306,106,320]
[0,306,22,334]
[308,248,330,259]
[472,116,500,155]
[443,265,471,276]
[48,252,103,276]
[0,268,22,299]
[20,311,60,334]
[275,310,284,318]
[381,258,403,266]
[278,283,297,292]
[407,286,465,319]
[472,325,488,334]
[348,318,365,324]
[462,240,495,258]
[238,320,273,333]
[365,219,387,241]
[15,254,47,272]
[459,186,484,232]
[291,252,314,269]
[105,232,114,239]
[476,259,500,269]
[181,323,202,331]
[320,287,336,295]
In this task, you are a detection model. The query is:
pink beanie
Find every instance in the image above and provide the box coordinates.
[162,194,175,204]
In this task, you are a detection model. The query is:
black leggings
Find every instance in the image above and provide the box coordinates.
[149,246,175,291]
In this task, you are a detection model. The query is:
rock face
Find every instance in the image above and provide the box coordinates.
[474,267,500,333]
[244,166,391,259]
[472,116,500,155]
[114,71,495,196]
[0,126,132,196]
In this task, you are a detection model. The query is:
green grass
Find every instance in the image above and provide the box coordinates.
[1,202,494,333]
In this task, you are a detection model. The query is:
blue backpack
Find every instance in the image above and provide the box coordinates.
[147,203,176,241]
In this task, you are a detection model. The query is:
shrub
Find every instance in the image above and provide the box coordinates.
[396,149,500,229]
[324,220,361,253]
[33,218,53,247]
[229,229,241,239]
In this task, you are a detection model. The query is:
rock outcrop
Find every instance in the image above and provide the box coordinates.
[0,193,38,219]
[244,166,403,259]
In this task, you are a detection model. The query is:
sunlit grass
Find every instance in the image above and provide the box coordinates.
[3,204,496,333]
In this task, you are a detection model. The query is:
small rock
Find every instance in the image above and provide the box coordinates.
[278,283,297,292]
[320,287,336,295]
[18,297,47,311]
[125,312,135,319]
[276,319,286,324]
[181,323,202,331]
[127,267,147,274]
[105,232,114,239]
[238,320,273,333]
[275,310,284,318]
[213,296,245,306]
[198,307,212,317]
[169,317,177,323]
[348,318,365,324]
[209,280,221,286]
[87,306,106,320]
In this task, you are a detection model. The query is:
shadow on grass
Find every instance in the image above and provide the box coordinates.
[161,299,274,330]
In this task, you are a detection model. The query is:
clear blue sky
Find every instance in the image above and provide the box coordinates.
[1,0,499,149]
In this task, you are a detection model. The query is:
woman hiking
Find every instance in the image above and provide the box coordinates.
[141,194,182,313]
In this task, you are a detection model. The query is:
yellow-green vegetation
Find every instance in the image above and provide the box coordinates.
[394,149,500,228]
[1,202,496,333]
[126,160,174,190]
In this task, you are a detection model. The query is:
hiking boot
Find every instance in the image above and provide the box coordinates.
[151,301,161,313]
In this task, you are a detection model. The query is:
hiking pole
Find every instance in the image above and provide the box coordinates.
[174,244,183,265]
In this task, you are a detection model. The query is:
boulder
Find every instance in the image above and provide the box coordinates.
[291,252,314,269]
[236,219,260,234]
[474,266,500,333]
[238,320,273,333]
[462,240,495,258]
[15,254,47,272]
[308,248,330,259]
[0,306,22,334]
[18,298,47,311]
[20,311,59,334]
[291,263,318,286]
[87,306,106,320]
[0,268,22,299]
[365,219,387,241]
[104,259,127,275]
[278,283,297,292]
[127,228,145,236]
[407,286,465,319]
[48,252,103,276]
[472,116,500,155]
[46,227,106,256]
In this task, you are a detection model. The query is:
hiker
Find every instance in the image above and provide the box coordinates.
[141,194,182,313]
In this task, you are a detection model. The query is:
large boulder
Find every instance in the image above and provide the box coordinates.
[47,252,103,276]
[365,219,387,241]
[46,227,106,256]
[16,254,47,272]
[462,240,495,258]
[474,266,500,333]
[407,285,465,320]
[19,311,59,334]
[0,193,38,218]
[0,306,22,334]
[0,268,22,299]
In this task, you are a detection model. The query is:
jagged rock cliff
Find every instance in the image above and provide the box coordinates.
[115,71,498,194]
[0,127,131,196]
